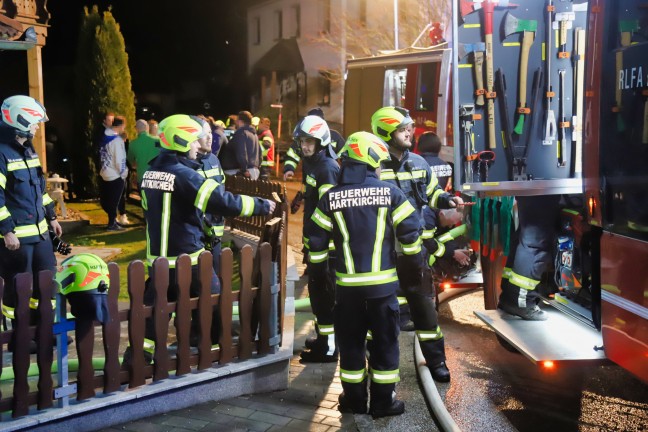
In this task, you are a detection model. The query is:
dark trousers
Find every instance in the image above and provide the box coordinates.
[0,238,56,324]
[336,291,400,409]
[307,257,337,353]
[99,177,125,226]
[144,264,221,346]
[396,255,446,365]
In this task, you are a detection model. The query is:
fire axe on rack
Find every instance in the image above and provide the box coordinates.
[458,43,487,106]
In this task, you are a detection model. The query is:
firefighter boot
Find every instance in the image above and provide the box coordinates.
[498,303,547,321]
[300,333,338,363]
[369,398,405,419]
[338,393,368,414]
[429,361,451,383]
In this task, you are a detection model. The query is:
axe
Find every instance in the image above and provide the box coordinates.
[459,42,487,106]
[504,12,538,136]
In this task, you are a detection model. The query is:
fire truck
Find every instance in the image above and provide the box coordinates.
[342,0,648,383]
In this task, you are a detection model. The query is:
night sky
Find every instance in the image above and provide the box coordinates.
[40,0,261,119]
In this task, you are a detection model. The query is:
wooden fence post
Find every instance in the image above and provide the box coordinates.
[12,273,32,417]
[239,245,254,360]
[258,243,272,355]
[36,270,54,410]
[103,262,121,393]
[197,252,213,369]
[127,260,147,388]
[175,255,192,377]
[218,249,234,365]
[152,258,170,381]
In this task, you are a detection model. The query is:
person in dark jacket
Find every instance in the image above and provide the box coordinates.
[417,131,452,191]
[223,111,260,179]
[307,131,423,418]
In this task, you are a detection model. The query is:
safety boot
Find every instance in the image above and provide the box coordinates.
[337,393,367,414]
[369,399,405,419]
[429,361,451,383]
[300,348,338,363]
[498,303,547,321]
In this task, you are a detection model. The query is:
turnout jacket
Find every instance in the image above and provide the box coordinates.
[283,129,345,173]
[301,150,339,249]
[306,164,423,299]
[141,151,269,267]
[0,126,55,243]
[380,150,453,213]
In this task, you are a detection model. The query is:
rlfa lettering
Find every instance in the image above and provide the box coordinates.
[618,66,644,89]
[141,171,175,191]
[329,187,391,210]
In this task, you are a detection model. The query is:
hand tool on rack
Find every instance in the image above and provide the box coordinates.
[554,11,575,59]
[458,43,487,106]
[475,150,496,182]
[614,20,639,132]
[518,67,544,180]
[543,0,557,146]
[558,69,568,167]
[495,68,515,179]
[504,12,538,136]
[460,104,478,183]
[572,28,586,177]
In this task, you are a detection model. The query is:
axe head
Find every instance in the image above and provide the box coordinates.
[458,42,486,60]
[503,11,538,38]
[460,0,476,18]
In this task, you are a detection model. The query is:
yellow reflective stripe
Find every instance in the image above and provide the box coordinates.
[285,160,297,170]
[628,221,648,232]
[370,368,400,384]
[2,304,15,319]
[147,248,205,268]
[7,158,41,171]
[312,208,332,231]
[334,211,355,274]
[309,250,329,263]
[366,330,373,340]
[261,161,275,166]
[416,326,443,341]
[379,170,426,182]
[0,206,10,221]
[141,190,148,210]
[239,195,255,216]
[318,184,333,199]
[318,324,334,335]
[0,172,6,188]
[336,269,398,286]
[195,179,219,212]
[0,219,48,238]
[372,208,387,272]
[509,270,540,290]
[502,267,512,279]
[421,227,437,239]
[400,237,422,255]
[340,368,367,383]
[42,193,54,206]
[305,175,316,187]
[428,255,437,266]
[143,338,156,354]
[212,224,225,237]
[200,168,222,179]
[328,239,335,251]
[29,298,56,310]
[392,200,415,227]
[379,169,396,180]
[429,188,444,208]
[160,192,171,256]
[433,240,446,257]
[287,148,300,160]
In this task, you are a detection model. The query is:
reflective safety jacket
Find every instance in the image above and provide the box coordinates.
[307,165,423,299]
[141,151,269,267]
[380,150,453,213]
[258,129,275,167]
[283,129,345,173]
[0,126,55,243]
[301,150,339,250]
[196,152,226,240]
[420,206,467,266]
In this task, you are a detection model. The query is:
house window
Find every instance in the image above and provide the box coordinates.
[274,10,283,40]
[291,5,301,38]
[318,70,332,106]
[253,17,261,45]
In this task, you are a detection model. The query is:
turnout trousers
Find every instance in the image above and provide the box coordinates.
[307,256,337,354]
[336,290,400,409]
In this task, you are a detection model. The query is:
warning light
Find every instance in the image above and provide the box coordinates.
[542,360,555,369]
[588,197,596,217]
[443,282,452,290]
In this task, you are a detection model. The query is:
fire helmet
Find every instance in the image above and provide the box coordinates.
[1,95,48,138]
[158,114,205,153]
[340,131,391,169]
[370,106,414,142]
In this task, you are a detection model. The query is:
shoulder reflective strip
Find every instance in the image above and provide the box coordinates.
[147,248,205,268]
[285,160,297,169]
[141,189,148,210]
[400,237,422,255]
[0,219,48,238]
[0,206,10,221]
[334,211,355,274]
[319,183,334,199]
[309,250,329,263]
[287,148,300,160]
[397,296,408,305]
[160,192,172,256]
[306,175,317,187]
[372,208,387,272]
[195,179,219,212]
[396,170,426,180]
[509,270,540,290]
[336,269,398,286]
[239,195,255,216]
[312,208,333,231]
[340,369,367,383]
[42,193,53,206]
[392,200,415,227]
[380,170,396,180]
[2,304,15,319]
[7,158,41,171]
[421,228,437,239]
[429,188,444,207]
[502,267,512,279]
[0,172,6,188]
[601,290,648,320]
[317,323,334,335]
[416,326,443,341]
[433,240,446,257]
[370,368,400,384]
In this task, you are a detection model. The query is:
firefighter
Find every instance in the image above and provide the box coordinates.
[55,253,111,324]
[307,131,423,418]
[294,115,340,363]
[257,117,275,180]
[0,95,61,334]
[135,114,274,360]
[371,106,463,382]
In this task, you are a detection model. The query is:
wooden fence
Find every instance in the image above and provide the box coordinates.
[0,178,289,421]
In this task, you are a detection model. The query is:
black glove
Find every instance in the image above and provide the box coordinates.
[50,230,72,255]
[290,191,304,214]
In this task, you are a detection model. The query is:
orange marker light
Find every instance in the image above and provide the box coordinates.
[443,282,451,290]
[588,197,596,217]
[542,360,555,369]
